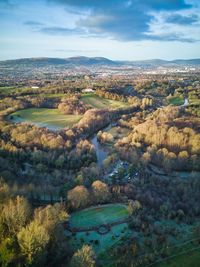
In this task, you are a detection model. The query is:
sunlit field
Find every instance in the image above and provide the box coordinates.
[68,204,131,255]
[81,94,129,109]
[8,108,83,130]
[70,203,129,228]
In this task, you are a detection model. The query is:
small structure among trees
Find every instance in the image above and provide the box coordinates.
[82,88,94,93]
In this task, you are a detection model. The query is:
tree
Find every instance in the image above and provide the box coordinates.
[34,203,68,234]
[55,155,65,168]
[178,150,189,169]
[67,186,90,209]
[34,204,69,265]
[69,245,96,267]
[127,201,134,216]
[117,167,126,180]
[127,200,141,216]
[0,238,16,267]
[0,178,9,204]
[17,221,49,266]
[92,180,110,203]
[142,152,151,165]
[2,196,31,235]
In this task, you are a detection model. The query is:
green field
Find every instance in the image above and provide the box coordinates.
[39,93,69,98]
[168,96,184,106]
[8,108,82,130]
[157,248,200,267]
[0,86,18,94]
[81,94,128,109]
[69,223,131,254]
[68,204,131,255]
[69,204,129,228]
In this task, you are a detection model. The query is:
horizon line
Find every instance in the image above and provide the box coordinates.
[1,56,200,62]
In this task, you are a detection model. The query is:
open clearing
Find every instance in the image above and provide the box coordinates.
[81,94,129,109]
[69,222,131,254]
[157,248,200,267]
[69,203,129,228]
[68,204,131,254]
[168,96,184,106]
[8,108,82,130]
[0,86,18,94]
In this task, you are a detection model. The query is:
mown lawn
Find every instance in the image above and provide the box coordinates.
[68,203,131,255]
[69,223,131,254]
[69,204,129,228]
[8,108,82,130]
[81,94,129,109]
[168,96,184,106]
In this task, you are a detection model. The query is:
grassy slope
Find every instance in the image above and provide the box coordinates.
[81,94,128,109]
[9,108,82,130]
[157,249,200,267]
[70,204,128,228]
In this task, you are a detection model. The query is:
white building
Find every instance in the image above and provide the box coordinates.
[82,88,94,93]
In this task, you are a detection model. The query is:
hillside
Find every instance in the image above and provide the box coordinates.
[0,56,117,68]
[1,57,200,68]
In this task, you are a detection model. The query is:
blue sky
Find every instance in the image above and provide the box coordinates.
[0,0,200,60]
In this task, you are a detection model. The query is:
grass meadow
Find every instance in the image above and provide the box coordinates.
[9,108,83,130]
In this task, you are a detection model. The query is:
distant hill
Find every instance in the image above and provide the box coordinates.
[0,56,200,68]
[171,59,200,65]
[66,56,116,66]
[123,58,200,66]
[0,56,117,68]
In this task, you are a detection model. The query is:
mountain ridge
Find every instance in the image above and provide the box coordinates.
[1,56,200,67]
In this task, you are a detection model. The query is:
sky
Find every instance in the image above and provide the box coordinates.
[0,0,200,61]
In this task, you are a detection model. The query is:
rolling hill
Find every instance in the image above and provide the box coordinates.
[0,56,200,68]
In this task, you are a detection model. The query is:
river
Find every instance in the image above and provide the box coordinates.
[90,125,113,165]
[182,98,189,106]
[91,135,109,165]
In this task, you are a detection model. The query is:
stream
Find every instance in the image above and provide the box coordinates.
[182,98,189,106]
[91,135,109,165]
[91,124,112,165]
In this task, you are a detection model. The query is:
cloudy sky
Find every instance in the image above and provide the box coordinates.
[0,0,200,60]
